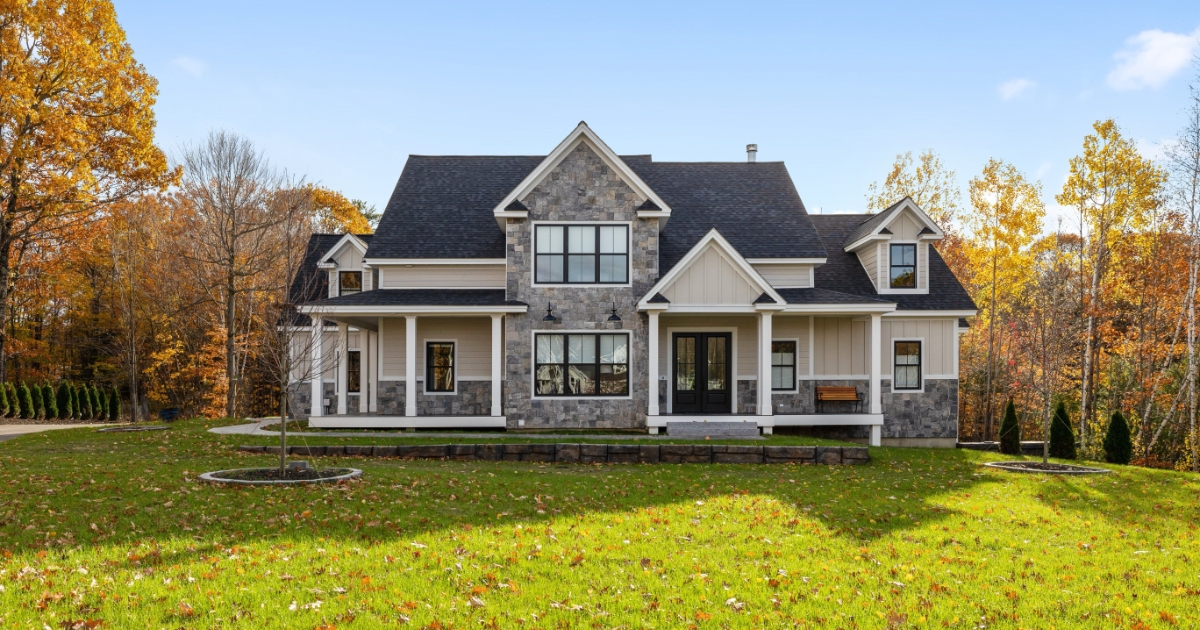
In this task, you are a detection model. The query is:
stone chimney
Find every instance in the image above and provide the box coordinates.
[746,144,757,163]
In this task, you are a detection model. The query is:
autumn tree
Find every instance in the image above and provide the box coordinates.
[965,159,1044,440]
[0,0,177,381]
[309,186,373,234]
[1057,120,1165,451]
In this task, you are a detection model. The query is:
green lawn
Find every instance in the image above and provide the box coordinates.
[1,420,1197,629]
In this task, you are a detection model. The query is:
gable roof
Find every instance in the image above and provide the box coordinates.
[320,233,370,264]
[638,228,783,309]
[809,214,976,311]
[290,234,374,305]
[843,196,945,251]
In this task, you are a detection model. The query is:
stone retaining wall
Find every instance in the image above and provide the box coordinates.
[238,443,869,465]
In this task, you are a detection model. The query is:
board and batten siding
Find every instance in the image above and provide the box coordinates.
[751,264,812,289]
[380,316,495,380]
[813,316,869,377]
[772,315,811,377]
[660,246,761,305]
[378,264,505,289]
[882,318,958,378]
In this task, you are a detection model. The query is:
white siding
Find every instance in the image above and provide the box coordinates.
[379,264,505,289]
[381,317,407,378]
[813,316,869,376]
[858,244,880,290]
[380,316,495,380]
[752,263,812,288]
[333,244,363,270]
[772,315,811,377]
[918,242,929,290]
[661,246,762,305]
[881,318,958,378]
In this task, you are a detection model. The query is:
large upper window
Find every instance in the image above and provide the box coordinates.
[339,271,363,295]
[535,225,628,284]
[894,341,921,390]
[889,244,916,288]
[771,341,796,391]
[535,333,629,396]
[426,342,455,392]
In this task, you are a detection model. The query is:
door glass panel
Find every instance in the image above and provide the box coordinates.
[676,337,696,391]
[706,337,727,391]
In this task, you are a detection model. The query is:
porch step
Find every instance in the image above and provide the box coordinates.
[666,421,760,439]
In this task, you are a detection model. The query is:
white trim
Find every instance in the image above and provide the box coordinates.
[364,258,507,265]
[637,228,784,309]
[801,374,870,381]
[891,337,925,393]
[647,413,884,428]
[769,337,801,394]
[648,310,660,416]
[758,312,772,416]
[320,233,370,265]
[779,303,896,314]
[300,305,528,315]
[529,221,633,288]
[529,330,634,401]
[405,315,417,417]
[877,240,929,295]
[745,258,828,265]
[491,315,503,417]
[884,310,977,318]
[842,198,946,253]
[664,326,739,415]
[310,416,506,429]
[422,339,458,395]
[491,122,673,229]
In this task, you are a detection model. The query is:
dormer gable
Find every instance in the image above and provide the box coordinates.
[842,197,944,252]
[638,229,783,311]
[843,198,944,295]
[318,233,372,296]
[492,122,673,230]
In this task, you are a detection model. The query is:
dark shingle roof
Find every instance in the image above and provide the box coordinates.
[843,197,907,246]
[647,292,670,304]
[307,289,526,308]
[775,288,895,305]
[289,234,373,306]
[808,214,976,311]
[368,156,543,259]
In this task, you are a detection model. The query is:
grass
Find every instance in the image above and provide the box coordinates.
[0,420,1196,629]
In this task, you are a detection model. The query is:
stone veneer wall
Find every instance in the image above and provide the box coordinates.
[736,380,757,414]
[880,378,958,439]
[771,380,870,441]
[287,381,335,419]
[375,381,491,416]
[503,143,657,430]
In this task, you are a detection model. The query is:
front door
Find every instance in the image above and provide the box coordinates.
[672,333,732,414]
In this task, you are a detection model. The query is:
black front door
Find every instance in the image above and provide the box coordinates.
[672,333,732,414]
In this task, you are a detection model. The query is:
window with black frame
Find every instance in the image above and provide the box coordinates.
[534,333,629,396]
[534,225,628,284]
[771,341,796,390]
[339,271,363,295]
[426,342,455,392]
[889,244,916,288]
[894,341,921,390]
[347,350,361,393]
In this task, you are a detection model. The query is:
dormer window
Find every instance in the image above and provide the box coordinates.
[889,244,916,289]
[339,271,362,296]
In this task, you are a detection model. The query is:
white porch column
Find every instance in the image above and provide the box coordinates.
[310,317,324,417]
[870,312,882,447]
[405,315,417,417]
[491,314,503,417]
[367,330,378,413]
[647,310,660,417]
[337,322,349,415]
[758,311,773,416]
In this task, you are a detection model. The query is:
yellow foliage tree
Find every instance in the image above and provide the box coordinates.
[308,185,373,234]
[0,0,178,381]
[964,159,1045,440]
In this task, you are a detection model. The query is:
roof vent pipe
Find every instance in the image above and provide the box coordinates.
[746,144,757,163]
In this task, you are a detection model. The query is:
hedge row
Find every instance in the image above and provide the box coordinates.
[0,382,121,421]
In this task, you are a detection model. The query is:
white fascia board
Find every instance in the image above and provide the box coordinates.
[641,305,760,314]
[317,262,337,270]
[886,198,945,238]
[299,305,528,315]
[746,258,827,265]
[780,303,896,314]
[320,233,370,264]
[843,234,890,253]
[883,309,977,318]
[636,228,785,309]
[491,122,673,223]
[364,258,506,265]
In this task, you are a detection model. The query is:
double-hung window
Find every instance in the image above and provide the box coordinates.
[893,341,921,390]
[426,342,455,392]
[771,341,796,391]
[339,271,363,295]
[347,350,361,393]
[889,244,916,288]
[535,333,629,396]
[535,225,628,284]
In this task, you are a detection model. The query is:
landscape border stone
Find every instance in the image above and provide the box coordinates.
[236,443,868,465]
[981,461,1111,475]
[199,467,362,486]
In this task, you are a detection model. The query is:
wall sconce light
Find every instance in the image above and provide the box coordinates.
[543,302,557,322]
[607,301,621,323]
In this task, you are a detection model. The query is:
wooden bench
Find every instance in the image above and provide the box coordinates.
[816,386,862,413]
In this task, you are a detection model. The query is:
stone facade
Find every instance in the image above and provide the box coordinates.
[378,380,405,415]
[771,380,868,415]
[503,143,657,430]
[416,381,491,416]
[880,378,958,439]
[287,381,335,419]
[736,380,757,414]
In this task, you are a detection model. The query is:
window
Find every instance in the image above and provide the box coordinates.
[535,225,628,284]
[426,342,455,392]
[894,341,921,390]
[771,341,796,391]
[889,244,916,288]
[535,333,628,396]
[347,350,361,393]
[339,271,362,295]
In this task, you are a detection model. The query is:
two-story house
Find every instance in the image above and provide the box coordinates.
[290,123,976,447]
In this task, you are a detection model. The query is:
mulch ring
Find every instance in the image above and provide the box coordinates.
[982,461,1111,475]
[199,467,361,486]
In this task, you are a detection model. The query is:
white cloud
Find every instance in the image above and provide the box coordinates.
[173,56,206,77]
[1107,28,1200,90]
[998,78,1035,100]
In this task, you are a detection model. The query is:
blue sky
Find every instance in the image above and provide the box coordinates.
[115,1,1199,228]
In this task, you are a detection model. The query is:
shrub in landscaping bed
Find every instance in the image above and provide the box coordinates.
[0,381,8,418]
[999,400,1021,455]
[76,384,91,420]
[108,386,121,421]
[42,384,57,419]
[56,382,73,420]
[1049,401,1076,459]
[30,382,44,419]
[1104,410,1132,465]
[5,383,16,418]
[18,382,34,419]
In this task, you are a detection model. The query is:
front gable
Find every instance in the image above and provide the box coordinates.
[639,229,782,311]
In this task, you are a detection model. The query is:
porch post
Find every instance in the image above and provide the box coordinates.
[337,322,349,415]
[310,317,323,417]
[870,312,882,447]
[491,314,502,417]
[647,310,659,417]
[367,330,378,413]
[405,315,417,417]
[758,311,773,416]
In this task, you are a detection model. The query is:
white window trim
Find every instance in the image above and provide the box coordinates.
[529,330,634,400]
[423,339,457,395]
[770,337,801,394]
[878,241,923,294]
[530,221,634,288]
[664,326,739,414]
[891,337,925,393]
